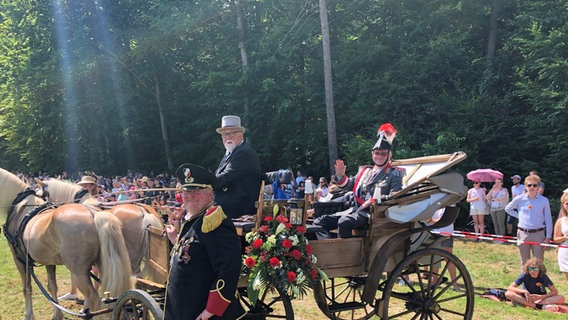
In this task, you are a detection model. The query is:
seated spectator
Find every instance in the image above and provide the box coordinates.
[505,257,565,311]
[315,177,329,201]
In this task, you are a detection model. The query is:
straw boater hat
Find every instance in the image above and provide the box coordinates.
[216,115,246,134]
[78,176,97,186]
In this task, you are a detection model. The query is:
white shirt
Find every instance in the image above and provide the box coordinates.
[511,184,525,199]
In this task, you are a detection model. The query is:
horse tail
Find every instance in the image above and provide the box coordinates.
[138,212,165,281]
[94,211,134,297]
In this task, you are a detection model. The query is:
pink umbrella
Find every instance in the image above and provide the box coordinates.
[466,169,503,183]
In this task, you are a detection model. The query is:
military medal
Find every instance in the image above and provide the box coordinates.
[181,246,190,264]
[178,236,194,264]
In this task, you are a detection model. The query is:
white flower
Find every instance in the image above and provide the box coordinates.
[289,235,299,246]
[311,254,317,264]
[266,235,277,248]
[245,231,255,243]
[296,270,306,284]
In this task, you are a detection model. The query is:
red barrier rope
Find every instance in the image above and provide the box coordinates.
[431,230,568,249]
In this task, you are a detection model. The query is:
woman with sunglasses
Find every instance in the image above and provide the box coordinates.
[505,257,564,311]
[466,180,488,236]
[554,193,568,280]
[505,174,553,267]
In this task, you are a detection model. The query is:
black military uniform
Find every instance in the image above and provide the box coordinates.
[163,164,245,320]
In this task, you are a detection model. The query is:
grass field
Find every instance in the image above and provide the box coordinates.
[1,230,566,319]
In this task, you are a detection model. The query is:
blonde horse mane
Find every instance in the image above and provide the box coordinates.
[43,179,83,203]
[44,178,99,206]
[0,168,29,217]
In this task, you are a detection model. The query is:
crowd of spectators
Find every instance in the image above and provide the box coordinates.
[16,170,182,212]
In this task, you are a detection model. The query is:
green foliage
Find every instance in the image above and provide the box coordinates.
[0,0,567,199]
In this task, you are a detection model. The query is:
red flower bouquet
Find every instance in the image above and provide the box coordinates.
[243,205,327,303]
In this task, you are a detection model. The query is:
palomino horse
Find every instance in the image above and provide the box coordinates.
[39,178,164,278]
[0,168,133,320]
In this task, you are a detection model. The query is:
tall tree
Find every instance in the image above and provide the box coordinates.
[319,0,337,175]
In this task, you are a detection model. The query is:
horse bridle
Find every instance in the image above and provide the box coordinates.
[2,189,51,268]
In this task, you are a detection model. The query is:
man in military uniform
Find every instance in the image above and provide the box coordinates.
[164,163,245,320]
[314,123,403,239]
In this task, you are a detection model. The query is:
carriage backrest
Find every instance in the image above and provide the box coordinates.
[379,152,467,224]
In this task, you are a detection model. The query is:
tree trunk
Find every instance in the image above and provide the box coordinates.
[154,74,173,170]
[319,0,338,175]
[235,0,250,114]
[486,0,499,64]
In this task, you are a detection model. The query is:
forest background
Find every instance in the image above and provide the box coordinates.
[1,0,567,212]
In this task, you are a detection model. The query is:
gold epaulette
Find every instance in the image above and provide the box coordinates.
[201,205,226,233]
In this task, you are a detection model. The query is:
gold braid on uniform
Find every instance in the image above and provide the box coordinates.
[202,205,226,233]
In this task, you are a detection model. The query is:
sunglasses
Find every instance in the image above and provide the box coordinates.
[373,150,389,157]
[527,266,539,272]
[474,182,480,185]
[526,184,539,188]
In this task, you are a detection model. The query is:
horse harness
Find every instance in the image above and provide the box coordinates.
[2,189,102,269]
[2,189,50,268]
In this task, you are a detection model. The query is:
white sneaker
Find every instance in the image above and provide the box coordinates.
[58,292,78,300]
[542,304,559,312]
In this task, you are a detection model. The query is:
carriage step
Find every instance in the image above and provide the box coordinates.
[328,302,366,313]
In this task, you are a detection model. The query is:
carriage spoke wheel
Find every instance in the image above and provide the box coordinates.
[314,276,376,320]
[112,289,163,320]
[378,248,474,319]
[239,286,294,319]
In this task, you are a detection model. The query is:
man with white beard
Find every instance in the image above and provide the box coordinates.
[214,115,261,218]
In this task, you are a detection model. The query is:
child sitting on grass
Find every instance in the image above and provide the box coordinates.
[505,257,565,311]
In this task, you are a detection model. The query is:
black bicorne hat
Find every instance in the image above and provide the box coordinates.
[175,163,217,190]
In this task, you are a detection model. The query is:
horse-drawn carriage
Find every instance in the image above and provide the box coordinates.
[111,151,474,320]
[1,151,474,319]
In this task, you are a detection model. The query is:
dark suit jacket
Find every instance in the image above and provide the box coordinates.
[214,141,261,218]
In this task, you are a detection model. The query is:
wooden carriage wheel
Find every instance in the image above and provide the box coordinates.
[112,289,162,320]
[238,286,294,319]
[377,248,474,319]
[313,276,379,320]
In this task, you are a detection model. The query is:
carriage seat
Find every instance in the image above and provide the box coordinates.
[232,215,256,236]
